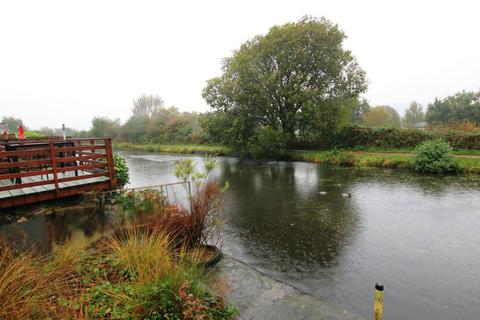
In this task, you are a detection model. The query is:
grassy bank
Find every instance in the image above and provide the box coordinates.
[115,142,232,156]
[288,150,480,174]
[341,147,480,156]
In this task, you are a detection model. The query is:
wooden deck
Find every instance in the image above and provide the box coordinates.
[0,138,115,209]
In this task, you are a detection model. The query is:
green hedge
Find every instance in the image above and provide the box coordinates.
[289,126,480,150]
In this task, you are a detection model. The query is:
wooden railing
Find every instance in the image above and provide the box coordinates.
[0,138,115,197]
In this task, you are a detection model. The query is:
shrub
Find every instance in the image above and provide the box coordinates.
[24,131,45,139]
[247,126,286,160]
[113,154,130,188]
[289,125,480,150]
[324,148,358,166]
[413,139,460,174]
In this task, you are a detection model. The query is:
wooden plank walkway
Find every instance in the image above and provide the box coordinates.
[0,170,109,200]
[0,138,115,209]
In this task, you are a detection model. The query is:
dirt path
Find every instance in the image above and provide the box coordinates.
[351,151,480,159]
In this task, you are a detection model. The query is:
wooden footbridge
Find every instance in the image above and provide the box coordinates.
[0,138,116,209]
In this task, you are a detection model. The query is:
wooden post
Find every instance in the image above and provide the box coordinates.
[105,138,115,189]
[188,181,193,213]
[374,283,384,320]
[49,142,60,197]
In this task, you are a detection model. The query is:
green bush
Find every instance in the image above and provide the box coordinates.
[113,154,130,188]
[24,131,45,139]
[413,139,459,174]
[247,126,286,160]
[289,125,480,150]
[324,148,357,166]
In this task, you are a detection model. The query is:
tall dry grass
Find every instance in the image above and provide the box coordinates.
[105,227,215,318]
[0,231,100,320]
[0,245,61,319]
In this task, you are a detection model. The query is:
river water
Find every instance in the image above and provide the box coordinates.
[2,151,480,320]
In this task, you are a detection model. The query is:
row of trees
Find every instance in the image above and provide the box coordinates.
[2,95,203,144]
[351,100,422,128]
[350,89,480,129]
[90,95,203,144]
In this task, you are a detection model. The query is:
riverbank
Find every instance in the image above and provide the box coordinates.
[288,150,480,174]
[115,143,480,174]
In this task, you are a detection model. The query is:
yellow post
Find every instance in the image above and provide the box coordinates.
[374,283,384,320]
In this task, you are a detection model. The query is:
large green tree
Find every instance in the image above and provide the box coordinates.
[426,90,480,124]
[202,16,367,156]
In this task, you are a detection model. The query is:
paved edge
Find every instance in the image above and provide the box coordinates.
[215,256,366,320]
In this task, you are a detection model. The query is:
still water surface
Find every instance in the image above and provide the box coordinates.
[2,152,480,320]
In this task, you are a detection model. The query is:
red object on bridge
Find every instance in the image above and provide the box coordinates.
[18,125,24,140]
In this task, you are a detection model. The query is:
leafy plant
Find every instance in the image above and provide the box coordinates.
[172,156,227,248]
[324,148,358,166]
[113,154,130,189]
[413,139,460,174]
[174,158,197,184]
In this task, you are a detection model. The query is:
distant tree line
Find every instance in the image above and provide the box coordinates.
[85,95,204,144]
[349,89,480,130]
[2,95,205,144]
[2,91,479,150]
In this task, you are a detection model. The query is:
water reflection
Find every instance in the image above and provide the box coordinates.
[0,205,108,252]
[218,159,359,272]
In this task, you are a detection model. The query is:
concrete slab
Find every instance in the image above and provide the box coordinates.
[217,256,365,320]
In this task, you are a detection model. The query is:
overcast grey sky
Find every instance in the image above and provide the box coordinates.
[1,0,479,130]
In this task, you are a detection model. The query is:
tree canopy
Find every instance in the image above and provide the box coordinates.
[132,94,164,118]
[202,16,367,157]
[364,106,401,128]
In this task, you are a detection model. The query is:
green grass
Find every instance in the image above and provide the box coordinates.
[346,146,480,155]
[288,150,480,174]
